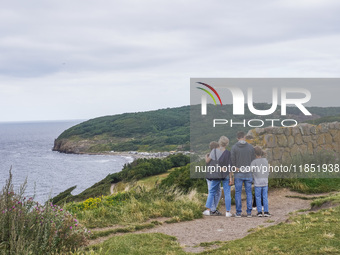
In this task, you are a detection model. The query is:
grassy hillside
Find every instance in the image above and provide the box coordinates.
[55,106,190,152]
[51,154,191,205]
[305,114,340,125]
[54,104,340,154]
[86,204,340,254]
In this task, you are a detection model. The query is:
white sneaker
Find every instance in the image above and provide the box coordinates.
[203,210,211,216]
[225,212,232,217]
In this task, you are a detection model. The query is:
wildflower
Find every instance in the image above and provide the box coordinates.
[70,226,72,229]
[75,224,78,227]
[60,209,63,212]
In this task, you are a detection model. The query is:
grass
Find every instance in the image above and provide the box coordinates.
[62,150,340,254]
[136,172,171,188]
[268,152,340,194]
[74,191,340,255]
[90,222,158,239]
[0,170,89,254]
[198,241,224,248]
[311,192,340,208]
[269,178,340,194]
[113,171,171,193]
[64,187,205,228]
[285,195,327,200]
[202,206,340,255]
[85,233,186,255]
[79,205,340,255]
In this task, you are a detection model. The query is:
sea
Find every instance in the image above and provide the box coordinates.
[0,121,133,203]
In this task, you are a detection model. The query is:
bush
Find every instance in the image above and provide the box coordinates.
[269,151,340,194]
[64,186,204,228]
[52,154,191,205]
[0,170,90,254]
[160,165,207,193]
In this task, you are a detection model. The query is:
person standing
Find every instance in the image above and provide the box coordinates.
[231,131,255,217]
[203,136,233,217]
[251,146,271,217]
[204,141,222,215]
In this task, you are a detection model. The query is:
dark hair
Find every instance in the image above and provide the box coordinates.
[254,146,264,157]
[209,141,219,150]
[237,131,245,139]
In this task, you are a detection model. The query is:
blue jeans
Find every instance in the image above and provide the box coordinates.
[235,178,253,214]
[206,178,231,211]
[255,186,269,213]
[206,180,221,211]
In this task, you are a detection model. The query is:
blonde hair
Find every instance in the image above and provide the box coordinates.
[218,136,229,147]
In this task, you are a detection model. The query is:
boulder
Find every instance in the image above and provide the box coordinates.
[264,134,277,148]
[273,147,284,160]
[287,136,295,147]
[277,134,288,147]
[295,134,303,145]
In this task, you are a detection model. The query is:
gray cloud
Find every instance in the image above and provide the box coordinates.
[1,0,340,121]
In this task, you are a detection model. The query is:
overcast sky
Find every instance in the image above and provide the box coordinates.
[1,0,340,122]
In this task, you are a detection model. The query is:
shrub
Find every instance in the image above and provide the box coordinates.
[63,186,204,228]
[52,154,191,205]
[160,165,207,193]
[269,151,340,193]
[0,170,90,254]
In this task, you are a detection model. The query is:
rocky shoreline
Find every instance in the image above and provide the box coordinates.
[52,138,191,160]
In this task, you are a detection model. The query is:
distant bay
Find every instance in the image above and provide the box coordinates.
[0,121,132,203]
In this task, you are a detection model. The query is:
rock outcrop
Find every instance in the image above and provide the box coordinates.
[246,122,340,165]
[53,139,102,154]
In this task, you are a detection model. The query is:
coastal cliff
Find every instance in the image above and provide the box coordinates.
[52,104,340,154]
[53,138,104,154]
[52,106,190,153]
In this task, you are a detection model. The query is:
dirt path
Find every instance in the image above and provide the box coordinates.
[110,183,115,195]
[90,188,331,253]
[136,189,329,253]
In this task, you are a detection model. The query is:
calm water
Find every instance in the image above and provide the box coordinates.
[0,121,132,203]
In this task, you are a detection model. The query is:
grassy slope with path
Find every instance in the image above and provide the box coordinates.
[68,163,340,254]
[81,191,340,255]
[53,108,340,254]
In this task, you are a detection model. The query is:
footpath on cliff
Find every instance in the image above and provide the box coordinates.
[90,188,331,253]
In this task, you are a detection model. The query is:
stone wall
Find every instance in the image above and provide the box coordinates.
[246,122,340,165]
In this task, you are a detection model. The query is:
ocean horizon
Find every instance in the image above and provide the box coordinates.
[0,120,132,203]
